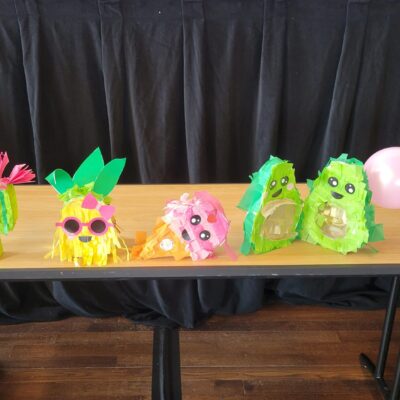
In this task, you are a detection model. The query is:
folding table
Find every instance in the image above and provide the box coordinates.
[0,184,399,400]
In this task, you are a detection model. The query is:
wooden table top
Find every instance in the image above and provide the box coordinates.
[0,184,399,280]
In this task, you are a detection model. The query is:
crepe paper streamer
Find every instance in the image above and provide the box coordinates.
[299,153,384,254]
[0,152,35,257]
[238,156,302,255]
[46,148,128,267]
[45,147,126,200]
[133,191,235,261]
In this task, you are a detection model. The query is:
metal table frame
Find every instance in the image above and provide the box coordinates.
[1,269,400,400]
[150,275,400,400]
[360,276,400,400]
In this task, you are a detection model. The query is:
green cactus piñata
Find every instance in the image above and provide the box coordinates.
[238,156,303,254]
[299,154,384,254]
[0,152,35,256]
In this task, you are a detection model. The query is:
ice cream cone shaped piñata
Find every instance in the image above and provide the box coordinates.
[132,219,190,261]
[133,191,236,261]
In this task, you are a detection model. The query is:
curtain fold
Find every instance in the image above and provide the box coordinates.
[0,1,35,168]
[3,0,399,183]
[320,0,370,166]
[253,0,287,167]
[13,0,110,181]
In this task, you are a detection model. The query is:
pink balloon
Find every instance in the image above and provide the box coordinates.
[364,147,400,209]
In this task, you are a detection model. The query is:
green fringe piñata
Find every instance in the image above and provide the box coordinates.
[238,156,302,254]
[299,154,384,254]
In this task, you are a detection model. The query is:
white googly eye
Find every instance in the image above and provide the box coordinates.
[199,230,211,241]
[190,215,201,225]
[328,177,338,187]
[345,183,355,194]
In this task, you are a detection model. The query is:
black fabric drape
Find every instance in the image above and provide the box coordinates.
[1,0,400,328]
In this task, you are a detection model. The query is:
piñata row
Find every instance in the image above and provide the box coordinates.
[0,149,384,267]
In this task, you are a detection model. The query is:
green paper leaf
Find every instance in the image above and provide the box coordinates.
[93,158,126,196]
[45,169,74,194]
[73,147,104,187]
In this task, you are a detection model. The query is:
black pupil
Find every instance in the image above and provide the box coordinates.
[64,219,80,233]
[199,230,211,241]
[190,215,201,225]
[345,183,355,194]
[91,219,107,234]
[270,180,277,190]
[328,177,338,187]
[281,176,288,186]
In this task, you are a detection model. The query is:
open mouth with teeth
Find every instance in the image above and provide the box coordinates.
[260,199,297,240]
[79,236,92,243]
[317,203,347,239]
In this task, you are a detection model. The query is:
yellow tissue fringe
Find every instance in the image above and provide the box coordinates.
[47,198,129,267]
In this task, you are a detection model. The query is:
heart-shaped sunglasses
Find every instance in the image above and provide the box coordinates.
[56,217,113,237]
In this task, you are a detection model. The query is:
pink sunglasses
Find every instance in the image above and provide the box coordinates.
[56,217,113,237]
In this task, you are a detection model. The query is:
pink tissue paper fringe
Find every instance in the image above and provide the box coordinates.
[0,152,35,190]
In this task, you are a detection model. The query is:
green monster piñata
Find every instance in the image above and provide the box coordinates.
[238,156,302,254]
[300,154,384,254]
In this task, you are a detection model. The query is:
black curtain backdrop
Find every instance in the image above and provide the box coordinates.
[0,0,399,327]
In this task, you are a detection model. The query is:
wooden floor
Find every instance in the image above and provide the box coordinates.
[0,303,397,400]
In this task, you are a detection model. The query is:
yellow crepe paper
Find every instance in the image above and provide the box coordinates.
[48,198,128,267]
[46,148,128,266]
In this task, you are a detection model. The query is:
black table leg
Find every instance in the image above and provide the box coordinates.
[360,276,400,398]
[152,326,182,400]
[390,351,400,400]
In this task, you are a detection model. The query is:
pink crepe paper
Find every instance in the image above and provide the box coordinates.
[163,191,236,261]
[0,152,35,190]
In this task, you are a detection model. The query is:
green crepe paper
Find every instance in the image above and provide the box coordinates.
[299,154,384,254]
[45,148,126,200]
[238,156,303,254]
[0,185,18,235]
[58,183,111,204]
